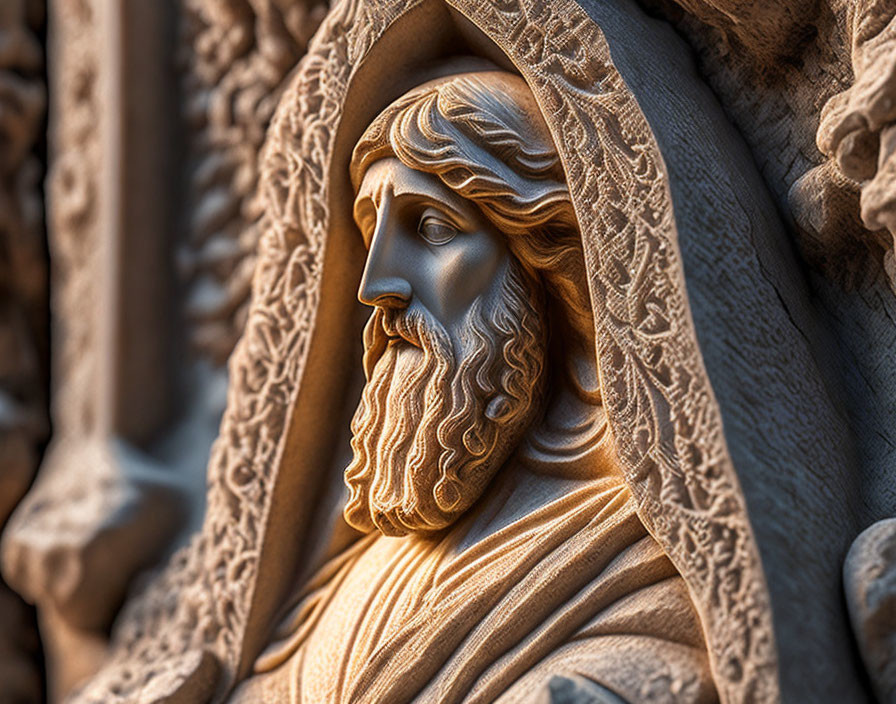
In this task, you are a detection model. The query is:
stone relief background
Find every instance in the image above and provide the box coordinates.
[0,0,895,702]
[0,1,331,700]
[0,2,47,701]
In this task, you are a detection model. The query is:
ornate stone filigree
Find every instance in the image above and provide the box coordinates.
[178,0,329,365]
[70,1,775,702]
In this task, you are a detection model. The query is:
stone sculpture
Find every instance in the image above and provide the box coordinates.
[232,70,716,701]
[4,0,896,702]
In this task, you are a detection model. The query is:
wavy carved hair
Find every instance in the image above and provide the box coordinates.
[350,71,593,340]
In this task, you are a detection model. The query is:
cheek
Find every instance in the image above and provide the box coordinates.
[432,230,508,324]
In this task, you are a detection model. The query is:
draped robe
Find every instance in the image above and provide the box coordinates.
[232,419,716,703]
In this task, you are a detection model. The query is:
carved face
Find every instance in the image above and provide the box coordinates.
[344,158,547,536]
[353,158,511,345]
[343,71,589,536]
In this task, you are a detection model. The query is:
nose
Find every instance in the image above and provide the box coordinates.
[358,217,412,309]
[358,272,412,308]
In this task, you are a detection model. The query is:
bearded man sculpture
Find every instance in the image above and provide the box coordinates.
[230,71,716,703]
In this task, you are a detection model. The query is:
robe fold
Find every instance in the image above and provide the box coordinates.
[233,438,716,703]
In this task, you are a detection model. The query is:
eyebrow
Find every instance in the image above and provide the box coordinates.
[402,191,471,226]
[353,190,474,250]
[389,172,472,220]
[354,172,474,220]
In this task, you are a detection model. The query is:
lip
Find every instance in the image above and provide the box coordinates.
[380,313,419,347]
[384,330,418,348]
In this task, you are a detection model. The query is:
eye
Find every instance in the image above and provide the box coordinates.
[418,214,458,246]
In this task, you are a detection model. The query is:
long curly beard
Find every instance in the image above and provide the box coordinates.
[344,259,546,536]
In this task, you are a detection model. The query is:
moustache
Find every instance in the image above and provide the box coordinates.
[366,306,423,344]
[380,307,421,347]
[361,305,438,378]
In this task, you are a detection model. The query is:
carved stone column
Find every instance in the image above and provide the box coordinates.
[1,1,185,698]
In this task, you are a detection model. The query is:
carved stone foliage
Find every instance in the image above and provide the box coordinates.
[70,1,774,702]
[179,0,329,366]
[814,0,896,290]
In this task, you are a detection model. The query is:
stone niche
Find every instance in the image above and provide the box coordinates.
[2,1,896,703]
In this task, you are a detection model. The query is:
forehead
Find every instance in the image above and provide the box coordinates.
[354,158,471,215]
